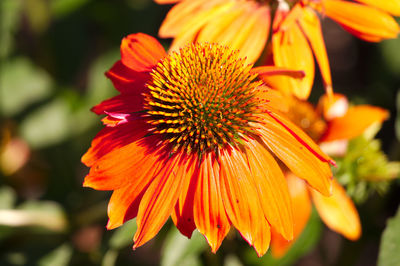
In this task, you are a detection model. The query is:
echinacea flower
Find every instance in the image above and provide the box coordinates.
[82,33,334,256]
[272,0,400,99]
[155,0,271,63]
[269,94,389,257]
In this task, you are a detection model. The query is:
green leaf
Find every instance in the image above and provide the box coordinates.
[396,91,400,141]
[0,186,17,209]
[378,206,400,266]
[381,38,400,76]
[109,219,137,250]
[50,0,92,18]
[245,208,322,266]
[161,228,207,266]
[0,57,52,116]
[38,244,73,266]
[20,98,71,148]
[0,0,23,59]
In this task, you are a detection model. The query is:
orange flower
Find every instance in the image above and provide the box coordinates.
[82,33,334,256]
[272,0,400,99]
[270,94,389,257]
[155,0,271,63]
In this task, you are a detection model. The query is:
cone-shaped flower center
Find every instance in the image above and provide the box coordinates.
[144,43,262,155]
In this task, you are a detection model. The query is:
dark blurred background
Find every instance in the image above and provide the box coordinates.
[0,0,399,265]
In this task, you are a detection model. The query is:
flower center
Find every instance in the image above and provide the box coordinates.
[144,43,262,155]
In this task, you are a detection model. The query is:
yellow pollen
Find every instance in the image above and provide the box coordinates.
[144,43,262,154]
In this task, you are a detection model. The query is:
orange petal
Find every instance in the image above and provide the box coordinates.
[271,173,312,258]
[219,148,272,256]
[321,105,389,142]
[317,93,349,120]
[133,153,187,248]
[272,10,315,99]
[171,155,199,239]
[298,7,332,93]
[311,179,361,240]
[253,86,290,113]
[253,66,306,79]
[255,112,333,196]
[193,152,230,253]
[321,0,400,42]
[158,0,207,38]
[354,0,400,16]
[244,138,293,241]
[120,33,166,72]
[169,2,235,51]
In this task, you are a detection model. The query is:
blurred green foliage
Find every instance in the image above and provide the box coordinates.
[0,0,399,265]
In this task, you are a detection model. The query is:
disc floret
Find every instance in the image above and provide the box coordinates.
[144,43,262,154]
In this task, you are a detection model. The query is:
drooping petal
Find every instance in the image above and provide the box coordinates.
[133,153,187,248]
[121,33,166,72]
[321,105,389,142]
[83,137,161,192]
[244,138,293,241]
[255,112,333,196]
[193,152,230,253]
[171,156,199,238]
[272,8,315,99]
[320,0,400,42]
[105,60,150,94]
[219,147,272,256]
[354,0,400,16]
[311,179,361,240]
[158,0,207,38]
[81,120,149,167]
[271,173,312,258]
[298,7,332,94]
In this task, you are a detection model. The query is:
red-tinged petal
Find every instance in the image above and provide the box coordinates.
[244,138,293,241]
[171,156,199,239]
[133,153,187,248]
[105,60,150,94]
[253,66,306,79]
[81,120,149,167]
[193,152,230,253]
[354,0,400,17]
[120,33,166,72]
[91,94,144,115]
[298,7,332,92]
[253,86,290,113]
[321,0,400,42]
[271,173,312,258]
[169,2,235,51]
[159,0,209,38]
[83,135,159,190]
[255,112,333,196]
[321,105,389,142]
[272,16,315,99]
[219,148,271,255]
[311,179,361,240]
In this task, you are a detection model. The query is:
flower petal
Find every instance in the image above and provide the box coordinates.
[272,10,315,99]
[244,138,293,241]
[91,94,144,116]
[256,112,333,196]
[121,33,166,72]
[321,105,389,142]
[219,147,271,256]
[193,152,230,253]
[271,173,312,258]
[321,0,400,42]
[311,179,361,240]
[105,60,150,94]
[133,153,187,248]
[354,0,400,16]
[298,7,332,94]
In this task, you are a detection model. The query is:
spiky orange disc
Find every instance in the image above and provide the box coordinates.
[144,43,263,154]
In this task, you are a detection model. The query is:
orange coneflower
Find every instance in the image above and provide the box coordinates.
[82,33,335,256]
[155,0,271,63]
[269,94,389,257]
[272,0,400,99]
[156,0,400,99]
